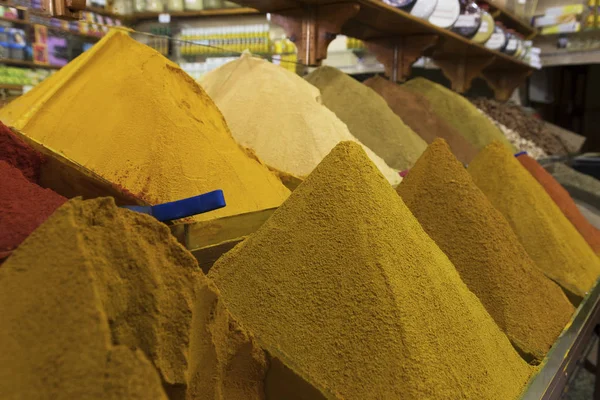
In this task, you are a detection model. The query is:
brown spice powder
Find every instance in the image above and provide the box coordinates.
[398,139,574,363]
[364,76,478,164]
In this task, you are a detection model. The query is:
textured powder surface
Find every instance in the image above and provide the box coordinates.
[0,160,66,259]
[519,154,600,256]
[364,76,478,164]
[469,142,600,300]
[402,78,515,151]
[0,197,268,399]
[0,31,289,221]
[479,110,548,160]
[305,66,427,171]
[547,163,600,208]
[398,140,574,363]
[210,141,532,400]
[0,121,45,182]
[472,98,569,155]
[200,53,400,186]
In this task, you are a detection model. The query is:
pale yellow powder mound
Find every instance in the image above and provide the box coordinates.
[0,31,289,221]
[200,52,401,186]
[210,141,532,400]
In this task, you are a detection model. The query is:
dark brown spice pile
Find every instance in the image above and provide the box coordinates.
[471,98,569,156]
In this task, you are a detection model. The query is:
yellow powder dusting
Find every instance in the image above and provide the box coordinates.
[0,197,268,399]
[200,53,401,186]
[398,139,574,363]
[468,142,600,300]
[402,77,515,151]
[209,141,532,400]
[0,31,289,221]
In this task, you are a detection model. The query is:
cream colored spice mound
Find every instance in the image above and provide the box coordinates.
[200,52,401,186]
[210,141,532,400]
[305,66,427,171]
[0,197,268,400]
[0,31,290,221]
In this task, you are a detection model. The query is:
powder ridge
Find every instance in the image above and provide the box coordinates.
[200,53,401,186]
[398,139,574,363]
[402,78,514,151]
[518,154,600,255]
[364,76,477,164]
[469,142,600,300]
[305,66,427,171]
[0,31,290,221]
[0,160,66,259]
[0,197,268,399]
[210,141,532,400]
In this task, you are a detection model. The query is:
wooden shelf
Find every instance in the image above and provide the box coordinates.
[0,58,61,69]
[481,0,537,39]
[0,83,23,89]
[234,0,533,100]
[129,7,260,21]
[85,6,124,19]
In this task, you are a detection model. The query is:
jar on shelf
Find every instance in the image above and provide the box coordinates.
[184,0,203,11]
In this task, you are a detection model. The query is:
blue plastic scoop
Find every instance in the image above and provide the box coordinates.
[123,190,226,221]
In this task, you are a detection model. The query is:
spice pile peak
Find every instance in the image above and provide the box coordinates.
[210,140,532,400]
[0,30,290,221]
[200,53,401,186]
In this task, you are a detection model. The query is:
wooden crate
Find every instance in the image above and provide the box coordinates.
[170,207,276,273]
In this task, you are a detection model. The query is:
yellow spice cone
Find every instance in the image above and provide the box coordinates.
[0,29,290,221]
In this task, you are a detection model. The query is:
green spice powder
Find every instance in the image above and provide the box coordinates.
[305,66,427,171]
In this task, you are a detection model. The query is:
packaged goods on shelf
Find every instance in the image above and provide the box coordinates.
[179,24,270,56]
[428,0,461,27]
[485,23,509,50]
[452,0,483,38]
[471,9,495,43]
[534,13,580,27]
[541,21,581,34]
[544,4,585,16]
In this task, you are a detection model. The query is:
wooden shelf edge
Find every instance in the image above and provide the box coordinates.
[0,58,61,69]
[129,7,260,21]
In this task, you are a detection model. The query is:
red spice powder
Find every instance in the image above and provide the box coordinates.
[0,160,67,261]
[0,121,46,183]
[517,154,600,255]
